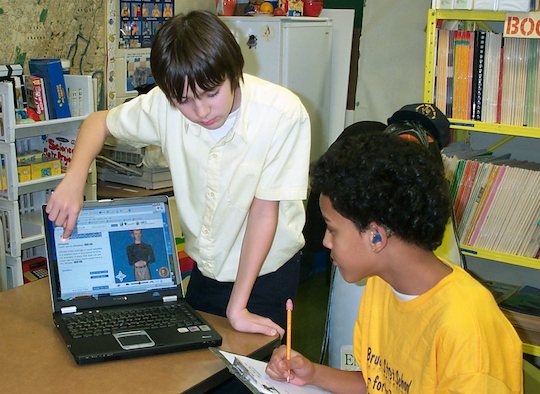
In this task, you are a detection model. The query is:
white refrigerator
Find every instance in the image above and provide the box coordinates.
[221,16,333,160]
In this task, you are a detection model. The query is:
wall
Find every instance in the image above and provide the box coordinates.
[0,0,107,110]
[354,0,430,123]
[0,0,428,126]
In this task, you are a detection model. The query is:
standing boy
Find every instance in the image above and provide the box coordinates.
[266,131,522,393]
[45,11,310,337]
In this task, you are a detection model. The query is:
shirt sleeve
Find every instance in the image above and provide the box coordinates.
[256,98,311,202]
[106,87,169,148]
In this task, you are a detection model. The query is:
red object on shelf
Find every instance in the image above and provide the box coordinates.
[304,0,323,17]
[216,0,236,16]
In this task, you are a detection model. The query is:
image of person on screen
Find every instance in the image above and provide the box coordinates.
[126,229,155,281]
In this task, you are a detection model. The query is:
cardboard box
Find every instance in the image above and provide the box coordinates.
[288,0,303,16]
[17,150,44,164]
[28,58,71,119]
[17,164,32,183]
[42,133,76,172]
[30,157,61,180]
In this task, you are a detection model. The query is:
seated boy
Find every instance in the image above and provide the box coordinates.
[266,131,523,393]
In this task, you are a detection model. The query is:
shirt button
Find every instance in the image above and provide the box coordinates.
[210,191,215,198]
[204,229,209,235]
[212,154,217,159]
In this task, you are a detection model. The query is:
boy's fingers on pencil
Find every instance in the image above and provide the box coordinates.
[266,350,293,382]
[266,354,313,387]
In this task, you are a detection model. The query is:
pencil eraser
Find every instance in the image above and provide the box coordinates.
[286,299,293,311]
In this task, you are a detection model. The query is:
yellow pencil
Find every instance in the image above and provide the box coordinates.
[286,298,293,383]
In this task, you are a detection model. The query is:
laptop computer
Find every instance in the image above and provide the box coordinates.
[42,195,222,365]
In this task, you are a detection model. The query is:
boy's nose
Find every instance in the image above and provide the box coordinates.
[194,100,210,118]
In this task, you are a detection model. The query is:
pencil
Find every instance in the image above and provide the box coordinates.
[286,298,293,383]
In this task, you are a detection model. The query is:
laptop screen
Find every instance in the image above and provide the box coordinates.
[45,198,179,302]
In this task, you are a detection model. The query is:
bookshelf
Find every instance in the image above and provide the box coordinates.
[0,75,97,289]
[424,9,540,357]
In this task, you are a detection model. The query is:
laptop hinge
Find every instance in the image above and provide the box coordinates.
[61,306,77,314]
[163,295,177,303]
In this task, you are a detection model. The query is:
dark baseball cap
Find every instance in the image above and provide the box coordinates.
[387,103,450,149]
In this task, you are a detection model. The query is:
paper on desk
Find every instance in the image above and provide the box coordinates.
[210,348,330,394]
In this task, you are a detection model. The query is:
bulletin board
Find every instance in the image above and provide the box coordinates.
[118,0,174,49]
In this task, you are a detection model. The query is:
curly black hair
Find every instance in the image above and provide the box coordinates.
[310,131,452,251]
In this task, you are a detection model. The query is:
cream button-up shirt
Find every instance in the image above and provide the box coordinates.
[107,74,311,281]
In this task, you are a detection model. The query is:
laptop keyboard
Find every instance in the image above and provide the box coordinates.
[63,304,202,338]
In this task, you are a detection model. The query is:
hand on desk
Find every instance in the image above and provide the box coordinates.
[227,307,285,338]
[266,345,315,387]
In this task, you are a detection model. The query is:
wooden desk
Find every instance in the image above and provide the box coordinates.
[0,279,279,394]
[97,180,174,199]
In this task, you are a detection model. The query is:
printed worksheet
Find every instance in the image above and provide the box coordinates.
[211,348,330,394]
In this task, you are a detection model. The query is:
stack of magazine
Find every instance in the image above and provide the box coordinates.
[442,144,540,258]
[483,280,540,346]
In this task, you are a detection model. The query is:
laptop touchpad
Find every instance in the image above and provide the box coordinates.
[113,330,156,350]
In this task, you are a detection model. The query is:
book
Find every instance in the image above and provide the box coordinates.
[500,286,540,333]
[482,32,502,124]
[479,166,517,250]
[28,58,71,119]
[24,75,49,121]
[435,29,451,114]
[496,44,504,124]
[457,162,491,240]
[462,165,500,245]
[452,30,473,120]
[468,165,506,246]
[466,30,475,120]
[446,31,455,117]
[0,64,25,109]
[454,160,479,226]
[503,170,540,254]
[473,0,497,10]
[450,159,466,203]
[211,348,330,394]
[500,38,528,127]
[471,31,486,121]
[454,0,473,9]
[434,0,455,9]
[481,280,520,304]
[525,39,538,127]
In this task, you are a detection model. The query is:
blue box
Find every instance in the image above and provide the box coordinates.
[28,59,71,119]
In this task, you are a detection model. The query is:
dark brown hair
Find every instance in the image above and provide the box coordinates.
[150,11,244,105]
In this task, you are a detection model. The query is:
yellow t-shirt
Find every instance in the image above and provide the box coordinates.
[353,263,523,393]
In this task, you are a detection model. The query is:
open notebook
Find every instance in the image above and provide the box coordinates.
[42,195,222,365]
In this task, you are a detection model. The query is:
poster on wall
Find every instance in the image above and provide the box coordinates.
[119,0,174,49]
[125,51,155,93]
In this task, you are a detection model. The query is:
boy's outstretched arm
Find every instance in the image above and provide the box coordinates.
[266,345,367,393]
[45,110,112,240]
[226,197,284,337]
